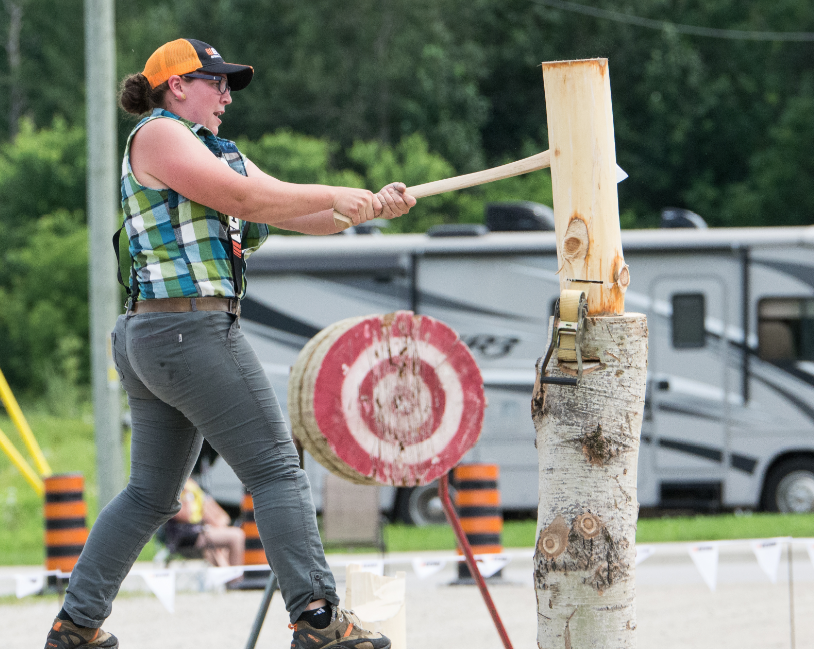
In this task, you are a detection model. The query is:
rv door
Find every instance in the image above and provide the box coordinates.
[649,275,731,509]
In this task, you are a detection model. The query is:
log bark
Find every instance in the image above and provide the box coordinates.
[532,313,647,648]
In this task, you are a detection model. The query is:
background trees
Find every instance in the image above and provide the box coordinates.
[3,0,814,227]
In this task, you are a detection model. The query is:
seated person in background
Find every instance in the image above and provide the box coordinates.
[163,478,245,567]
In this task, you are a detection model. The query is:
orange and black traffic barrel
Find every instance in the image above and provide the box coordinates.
[240,491,270,588]
[44,474,89,574]
[454,464,503,579]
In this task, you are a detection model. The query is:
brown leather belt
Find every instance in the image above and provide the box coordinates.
[129,297,241,317]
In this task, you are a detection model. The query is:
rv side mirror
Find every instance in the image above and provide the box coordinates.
[661,208,708,229]
[485,201,555,232]
[426,223,489,237]
[339,218,390,236]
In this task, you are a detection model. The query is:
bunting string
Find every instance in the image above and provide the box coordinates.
[4,538,813,611]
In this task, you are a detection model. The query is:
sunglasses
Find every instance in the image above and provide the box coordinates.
[182,73,230,95]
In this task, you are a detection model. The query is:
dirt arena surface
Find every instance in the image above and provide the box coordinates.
[3,543,813,649]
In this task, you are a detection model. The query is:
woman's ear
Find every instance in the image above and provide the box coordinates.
[167,75,186,101]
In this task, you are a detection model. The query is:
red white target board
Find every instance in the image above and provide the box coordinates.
[288,311,485,486]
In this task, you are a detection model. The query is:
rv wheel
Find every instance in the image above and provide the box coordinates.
[762,457,814,513]
[394,484,450,526]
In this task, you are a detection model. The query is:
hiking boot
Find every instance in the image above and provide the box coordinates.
[289,605,391,649]
[44,617,119,649]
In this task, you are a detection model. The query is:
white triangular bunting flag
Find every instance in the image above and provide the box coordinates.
[635,545,655,566]
[15,573,44,598]
[356,560,384,576]
[205,566,245,589]
[616,164,628,183]
[688,543,719,592]
[476,555,511,578]
[141,569,176,613]
[411,558,446,579]
[351,575,406,622]
[750,539,783,583]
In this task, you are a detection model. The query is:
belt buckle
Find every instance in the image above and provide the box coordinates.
[232,298,241,318]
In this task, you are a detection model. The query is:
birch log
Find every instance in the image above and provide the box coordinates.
[534,59,648,648]
[532,315,647,647]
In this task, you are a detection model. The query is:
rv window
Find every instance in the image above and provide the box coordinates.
[671,293,706,348]
[758,298,814,361]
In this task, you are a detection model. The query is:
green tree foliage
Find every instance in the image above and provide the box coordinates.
[0,211,89,406]
[4,0,814,227]
[744,93,814,225]
[0,119,87,398]
[0,117,86,253]
[0,0,86,140]
[347,134,463,232]
[0,116,87,293]
[237,129,365,187]
[168,0,490,171]
[135,0,814,227]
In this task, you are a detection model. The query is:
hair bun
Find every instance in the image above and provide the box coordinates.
[119,73,164,115]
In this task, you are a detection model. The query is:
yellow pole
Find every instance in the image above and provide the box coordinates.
[0,367,52,476]
[0,424,44,496]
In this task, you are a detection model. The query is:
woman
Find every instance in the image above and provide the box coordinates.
[163,478,245,569]
[44,38,414,649]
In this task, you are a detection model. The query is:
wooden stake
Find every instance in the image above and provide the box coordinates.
[543,59,628,316]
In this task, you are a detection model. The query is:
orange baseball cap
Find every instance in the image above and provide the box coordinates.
[142,38,253,91]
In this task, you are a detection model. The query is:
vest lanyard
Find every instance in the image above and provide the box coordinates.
[227,215,246,298]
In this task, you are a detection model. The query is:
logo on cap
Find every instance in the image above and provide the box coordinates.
[205,47,222,59]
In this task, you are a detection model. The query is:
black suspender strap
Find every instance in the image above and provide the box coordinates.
[112,223,129,296]
[112,222,139,307]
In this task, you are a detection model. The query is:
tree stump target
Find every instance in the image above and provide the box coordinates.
[288,311,485,486]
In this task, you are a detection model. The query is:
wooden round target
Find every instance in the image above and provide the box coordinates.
[288,311,485,486]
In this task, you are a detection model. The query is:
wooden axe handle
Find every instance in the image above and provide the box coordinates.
[333,149,551,230]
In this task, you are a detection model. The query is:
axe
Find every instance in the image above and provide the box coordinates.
[332,150,627,230]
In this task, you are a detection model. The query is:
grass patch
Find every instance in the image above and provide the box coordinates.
[0,407,157,565]
[0,409,100,565]
[383,524,456,552]
[383,521,545,552]
[381,513,814,552]
[636,512,814,543]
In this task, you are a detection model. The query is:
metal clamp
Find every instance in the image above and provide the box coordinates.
[538,290,588,387]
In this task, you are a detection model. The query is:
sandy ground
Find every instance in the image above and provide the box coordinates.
[3,544,813,649]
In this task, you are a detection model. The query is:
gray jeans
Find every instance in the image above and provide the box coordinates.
[64,310,337,627]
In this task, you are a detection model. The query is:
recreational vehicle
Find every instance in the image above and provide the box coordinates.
[204,216,814,524]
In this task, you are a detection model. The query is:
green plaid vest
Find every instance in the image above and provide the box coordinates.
[120,109,268,300]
